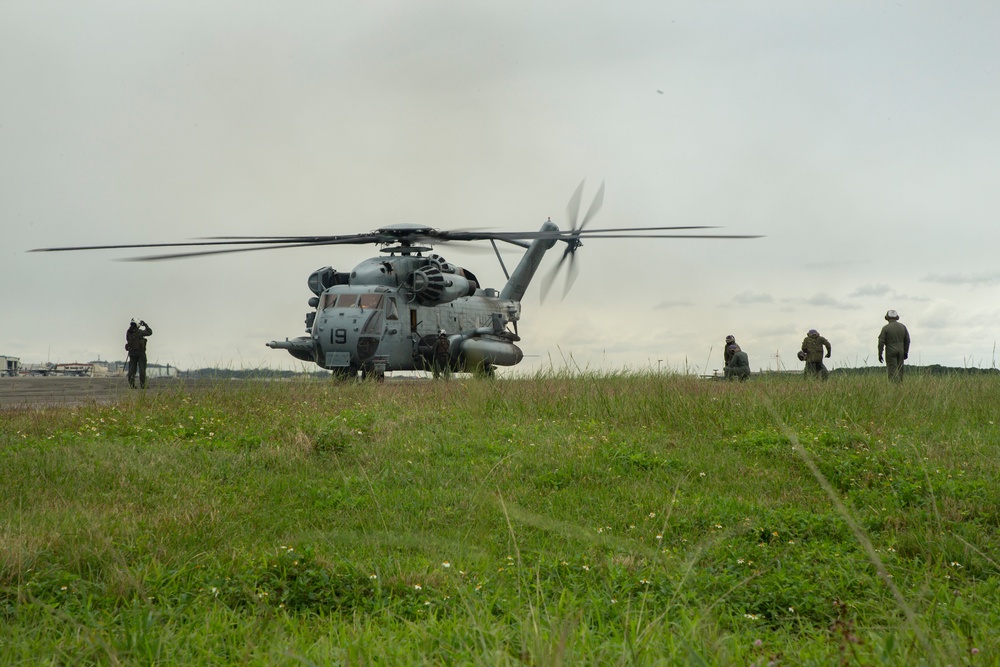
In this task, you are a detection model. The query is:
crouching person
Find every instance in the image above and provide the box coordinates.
[724,344,751,381]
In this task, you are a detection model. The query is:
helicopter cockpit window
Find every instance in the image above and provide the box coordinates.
[386,297,399,320]
[359,294,383,310]
[335,294,358,308]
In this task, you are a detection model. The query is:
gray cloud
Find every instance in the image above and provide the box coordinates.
[4,1,1000,372]
[891,293,930,302]
[923,272,1000,287]
[849,283,930,302]
[732,291,774,305]
[654,299,693,310]
[803,260,868,270]
[804,293,861,310]
[850,283,891,297]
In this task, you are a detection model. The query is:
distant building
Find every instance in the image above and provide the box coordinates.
[53,363,96,377]
[20,363,54,376]
[1,355,20,377]
[147,363,179,379]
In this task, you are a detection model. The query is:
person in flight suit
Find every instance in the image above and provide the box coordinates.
[432,329,451,379]
[801,329,832,380]
[125,319,153,389]
[724,344,751,381]
[878,310,910,383]
[723,334,741,366]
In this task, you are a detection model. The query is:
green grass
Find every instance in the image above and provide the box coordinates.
[1,373,998,665]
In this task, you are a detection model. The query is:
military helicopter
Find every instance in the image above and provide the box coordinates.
[32,182,759,378]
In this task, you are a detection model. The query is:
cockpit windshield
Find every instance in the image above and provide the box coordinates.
[358,294,383,309]
[320,292,386,310]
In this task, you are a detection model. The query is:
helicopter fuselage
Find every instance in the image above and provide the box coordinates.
[305,282,522,374]
[267,220,560,376]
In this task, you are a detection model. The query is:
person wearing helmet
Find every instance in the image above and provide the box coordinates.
[800,329,832,380]
[724,344,750,381]
[878,310,910,383]
[723,334,741,366]
[432,329,451,379]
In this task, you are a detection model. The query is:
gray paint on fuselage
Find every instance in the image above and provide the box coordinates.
[312,284,519,371]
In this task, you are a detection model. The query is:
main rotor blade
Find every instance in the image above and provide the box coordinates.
[556,233,764,239]
[120,240,374,261]
[437,225,722,242]
[30,234,377,254]
[438,226,762,242]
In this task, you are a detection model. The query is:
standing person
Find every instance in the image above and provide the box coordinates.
[125,319,153,389]
[878,310,910,383]
[432,329,451,379]
[723,334,741,366]
[724,344,751,381]
[800,329,832,380]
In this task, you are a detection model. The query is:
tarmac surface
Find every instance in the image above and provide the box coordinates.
[0,375,430,409]
[0,377,186,409]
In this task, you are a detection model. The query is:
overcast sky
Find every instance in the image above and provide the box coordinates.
[3,1,999,375]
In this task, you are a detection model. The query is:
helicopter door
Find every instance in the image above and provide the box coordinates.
[380,296,409,369]
[357,294,386,367]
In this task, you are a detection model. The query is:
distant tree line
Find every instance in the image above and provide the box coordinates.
[829,365,1000,376]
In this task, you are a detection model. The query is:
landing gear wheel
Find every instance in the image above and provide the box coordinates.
[474,363,495,378]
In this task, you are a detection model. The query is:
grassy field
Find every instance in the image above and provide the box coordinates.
[1,372,998,665]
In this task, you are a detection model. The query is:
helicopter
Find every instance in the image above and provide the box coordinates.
[31,182,760,379]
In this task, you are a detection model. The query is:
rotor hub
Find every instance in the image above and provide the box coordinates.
[380,245,432,255]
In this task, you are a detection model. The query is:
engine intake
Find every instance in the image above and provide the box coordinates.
[404,266,446,304]
[307,267,348,296]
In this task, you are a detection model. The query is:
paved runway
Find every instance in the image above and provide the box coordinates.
[0,377,181,409]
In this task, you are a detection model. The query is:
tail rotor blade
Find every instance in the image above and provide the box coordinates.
[579,180,605,232]
[544,179,601,301]
[563,251,581,299]
[540,247,570,303]
[566,179,585,231]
